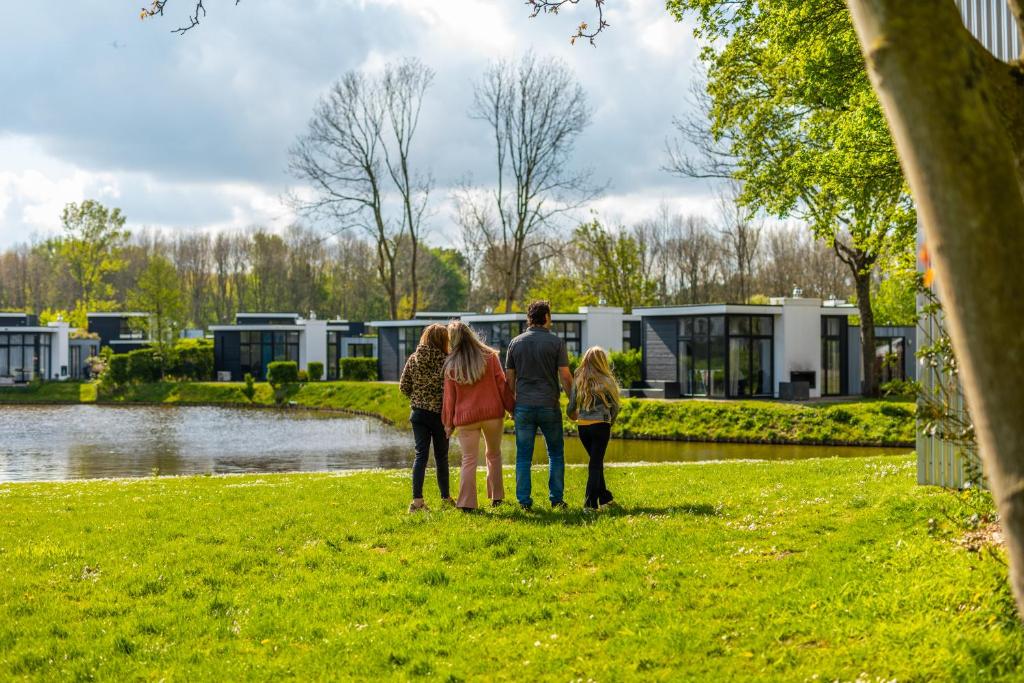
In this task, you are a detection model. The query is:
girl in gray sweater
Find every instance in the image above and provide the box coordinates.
[567,347,621,510]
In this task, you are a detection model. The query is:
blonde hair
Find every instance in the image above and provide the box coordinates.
[573,346,620,411]
[419,324,449,354]
[443,321,494,385]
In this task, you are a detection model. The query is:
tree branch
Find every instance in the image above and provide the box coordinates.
[527,0,609,45]
[140,0,240,34]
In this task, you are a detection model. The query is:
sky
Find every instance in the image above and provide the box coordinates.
[0,0,718,249]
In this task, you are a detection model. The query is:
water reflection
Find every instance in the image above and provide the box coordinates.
[0,405,908,482]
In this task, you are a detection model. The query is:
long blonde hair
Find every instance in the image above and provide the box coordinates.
[443,321,494,385]
[573,346,620,411]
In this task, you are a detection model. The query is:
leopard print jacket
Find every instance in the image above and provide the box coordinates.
[399,344,447,414]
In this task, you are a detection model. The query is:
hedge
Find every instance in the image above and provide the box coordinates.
[267,361,299,385]
[340,357,377,381]
[126,348,162,383]
[168,339,214,381]
[106,354,131,386]
[307,361,324,381]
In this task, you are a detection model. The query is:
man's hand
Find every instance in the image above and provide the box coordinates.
[559,366,573,395]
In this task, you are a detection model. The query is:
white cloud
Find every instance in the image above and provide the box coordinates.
[0,136,295,247]
[0,0,719,248]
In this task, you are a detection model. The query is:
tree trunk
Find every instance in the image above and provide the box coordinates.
[409,239,419,318]
[846,0,1024,617]
[853,267,877,398]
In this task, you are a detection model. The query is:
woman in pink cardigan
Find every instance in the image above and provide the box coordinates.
[442,321,515,511]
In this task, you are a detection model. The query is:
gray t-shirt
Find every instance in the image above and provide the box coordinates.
[505,327,569,408]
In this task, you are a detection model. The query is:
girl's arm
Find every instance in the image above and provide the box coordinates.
[566,385,578,421]
[492,353,515,414]
[442,377,457,433]
[399,354,415,398]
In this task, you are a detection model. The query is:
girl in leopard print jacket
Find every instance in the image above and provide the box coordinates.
[399,324,453,512]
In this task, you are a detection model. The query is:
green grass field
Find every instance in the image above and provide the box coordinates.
[0,380,915,446]
[1,456,1019,681]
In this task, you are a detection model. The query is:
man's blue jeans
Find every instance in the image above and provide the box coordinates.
[514,405,565,507]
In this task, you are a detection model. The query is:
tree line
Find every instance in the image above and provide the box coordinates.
[0,194,913,333]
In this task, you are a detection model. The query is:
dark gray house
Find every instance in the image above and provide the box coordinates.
[634,298,915,399]
[87,312,151,353]
[210,313,376,381]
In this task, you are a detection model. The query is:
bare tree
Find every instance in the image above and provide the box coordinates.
[173,233,211,327]
[211,232,234,322]
[455,52,597,312]
[715,182,762,303]
[290,60,433,319]
[382,60,434,317]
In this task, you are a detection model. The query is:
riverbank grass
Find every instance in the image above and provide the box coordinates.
[1,456,1018,681]
[0,380,915,446]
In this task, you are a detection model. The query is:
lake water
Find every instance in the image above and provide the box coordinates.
[0,405,909,482]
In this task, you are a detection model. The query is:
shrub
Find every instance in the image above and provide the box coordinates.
[610,349,642,388]
[127,348,162,383]
[339,357,377,381]
[242,373,256,402]
[169,339,214,381]
[106,354,131,386]
[267,361,299,386]
[297,369,309,382]
[307,361,324,382]
[86,353,107,380]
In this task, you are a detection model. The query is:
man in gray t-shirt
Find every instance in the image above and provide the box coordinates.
[505,300,573,510]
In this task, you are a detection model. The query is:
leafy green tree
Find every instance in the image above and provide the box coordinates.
[419,247,469,313]
[59,200,128,310]
[129,256,186,371]
[667,0,916,396]
[870,277,916,328]
[573,220,657,313]
[525,270,596,313]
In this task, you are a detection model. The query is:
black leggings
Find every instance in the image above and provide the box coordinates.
[410,408,450,499]
[578,422,614,509]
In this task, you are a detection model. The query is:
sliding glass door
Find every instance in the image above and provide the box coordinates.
[679,314,773,398]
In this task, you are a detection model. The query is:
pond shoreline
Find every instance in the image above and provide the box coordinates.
[0,380,916,449]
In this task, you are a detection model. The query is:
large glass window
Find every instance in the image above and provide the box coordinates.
[398,326,425,374]
[551,321,582,357]
[0,332,50,381]
[679,314,772,398]
[726,315,773,398]
[874,336,905,384]
[349,343,375,358]
[327,332,339,380]
[239,330,300,380]
[821,316,846,396]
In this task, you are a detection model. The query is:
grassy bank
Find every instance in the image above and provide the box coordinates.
[0,457,1018,681]
[0,380,914,446]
